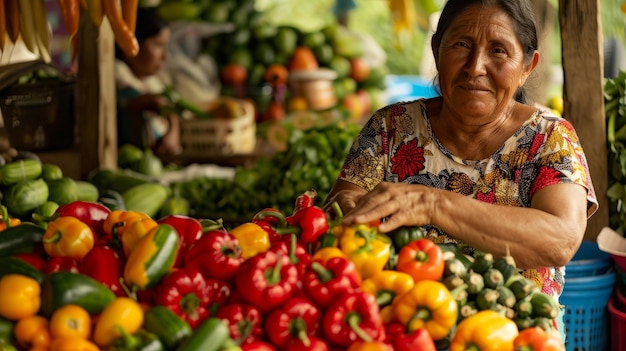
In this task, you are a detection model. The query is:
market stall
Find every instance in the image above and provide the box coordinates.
[0,0,619,350]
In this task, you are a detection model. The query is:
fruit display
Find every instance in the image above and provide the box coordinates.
[155,0,388,123]
[0,181,566,350]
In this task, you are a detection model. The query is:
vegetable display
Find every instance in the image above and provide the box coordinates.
[0,187,567,351]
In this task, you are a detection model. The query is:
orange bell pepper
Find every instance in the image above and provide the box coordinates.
[49,304,92,340]
[50,337,100,351]
[396,238,445,282]
[14,315,51,350]
[0,274,41,320]
[42,216,95,261]
[513,327,565,351]
[93,297,144,347]
[102,210,150,245]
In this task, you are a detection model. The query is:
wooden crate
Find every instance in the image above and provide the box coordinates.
[179,98,256,156]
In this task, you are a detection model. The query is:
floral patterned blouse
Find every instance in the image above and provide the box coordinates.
[338,98,599,300]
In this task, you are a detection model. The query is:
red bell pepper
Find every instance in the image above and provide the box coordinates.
[252,208,296,244]
[241,340,277,351]
[216,303,264,345]
[265,297,321,349]
[79,244,126,297]
[385,322,437,351]
[157,214,205,267]
[14,253,46,271]
[292,189,317,215]
[235,250,299,313]
[287,206,329,245]
[270,234,311,285]
[285,336,330,351]
[321,291,385,348]
[44,256,80,274]
[302,257,362,308]
[55,200,111,239]
[153,267,231,329]
[184,229,244,282]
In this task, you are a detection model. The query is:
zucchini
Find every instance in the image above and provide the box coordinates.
[47,177,79,206]
[0,256,45,283]
[0,159,42,186]
[513,296,533,318]
[469,251,494,274]
[475,288,499,311]
[75,181,99,202]
[463,270,485,295]
[444,257,468,277]
[493,256,519,283]
[529,292,560,319]
[515,316,536,330]
[3,178,49,216]
[123,183,169,218]
[41,271,116,317]
[482,268,505,289]
[176,317,229,351]
[507,276,538,300]
[533,317,554,331]
[496,285,517,309]
[459,301,478,320]
[441,274,465,291]
[0,222,46,256]
[143,305,192,349]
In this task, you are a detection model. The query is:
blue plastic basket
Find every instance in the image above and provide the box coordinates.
[562,270,616,351]
[566,241,614,278]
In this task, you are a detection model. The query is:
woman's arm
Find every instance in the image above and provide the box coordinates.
[342,181,589,269]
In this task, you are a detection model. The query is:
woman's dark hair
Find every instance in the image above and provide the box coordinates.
[115,7,168,59]
[431,0,539,103]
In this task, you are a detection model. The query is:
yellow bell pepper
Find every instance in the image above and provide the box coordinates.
[312,247,348,262]
[0,274,40,320]
[338,224,391,279]
[103,210,150,244]
[93,297,144,347]
[392,280,458,341]
[14,315,51,350]
[120,216,158,257]
[362,270,415,323]
[50,337,100,351]
[449,310,519,351]
[49,304,92,340]
[229,222,271,259]
[42,216,95,261]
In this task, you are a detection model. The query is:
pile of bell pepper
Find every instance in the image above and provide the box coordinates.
[0,189,567,351]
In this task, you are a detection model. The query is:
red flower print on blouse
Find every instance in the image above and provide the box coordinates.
[391,138,425,181]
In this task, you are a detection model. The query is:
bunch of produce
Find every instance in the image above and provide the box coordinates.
[0,185,565,350]
[0,0,50,61]
[155,0,387,122]
[606,70,626,234]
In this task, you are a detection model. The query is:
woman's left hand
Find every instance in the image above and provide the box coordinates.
[342,182,435,233]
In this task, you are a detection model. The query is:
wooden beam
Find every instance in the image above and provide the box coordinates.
[558,0,608,240]
[75,11,117,179]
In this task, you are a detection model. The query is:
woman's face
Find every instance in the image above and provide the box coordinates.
[126,27,171,78]
[435,5,538,119]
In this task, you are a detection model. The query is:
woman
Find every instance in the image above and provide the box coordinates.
[115,7,180,155]
[324,0,597,336]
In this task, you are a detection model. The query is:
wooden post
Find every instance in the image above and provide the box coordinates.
[75,11,117,179]
[559,0,608,240]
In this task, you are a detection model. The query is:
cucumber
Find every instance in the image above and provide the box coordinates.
[47,177,79,206]
[75,181,99,202]
[176,317,229,351]
[41,271,116,317]
[0,256,45,283]
[3,178,49,216]
[0,222,46,256]
[0,159,42,186]
[493,256,519,283]
[143,305,192,349]
[122,182,169,218]
[40,163,63,182]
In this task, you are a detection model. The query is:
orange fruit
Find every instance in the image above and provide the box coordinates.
[221,63,248,86]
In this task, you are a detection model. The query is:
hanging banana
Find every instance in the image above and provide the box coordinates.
[4,0,18,45]
[387,0,439,50]
[32,0,51,62]
[18,0,38,56]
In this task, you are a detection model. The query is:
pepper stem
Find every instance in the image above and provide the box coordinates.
[116,326,140,348]
[119,277,137,301]
[266,252,283,285]
[289,233,297,263]
[328,202,344,228]
[200,218,224,233]
[0,205,10,228]
[181,293,200,321]
[407,307,432,332]
[311,261,334,283]
[41,230,61,244]
[376,290,395,308]
[345,312,372,343]
[290,317,311,347]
